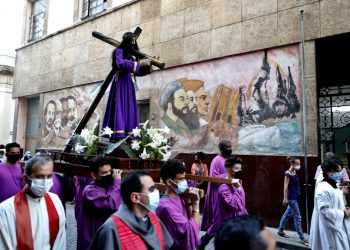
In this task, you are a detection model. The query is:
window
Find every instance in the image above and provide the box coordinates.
[25,97,40,153]
[29,0,45,41]
[138,100,150,125]
[82,0,107,18]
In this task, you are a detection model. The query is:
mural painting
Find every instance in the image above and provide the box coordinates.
[145,45,301,155]
[41,82,106,148]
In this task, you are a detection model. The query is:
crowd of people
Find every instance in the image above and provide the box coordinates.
[0,139,350,250]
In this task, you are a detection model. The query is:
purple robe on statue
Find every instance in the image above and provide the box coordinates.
[201,155,226,231]
[77,179,122,250]
[207,173,248,236]
[156,195,200,250]
[0,162,25,203]
[103,48,141,139]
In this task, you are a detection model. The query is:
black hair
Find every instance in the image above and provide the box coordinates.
[286,156,299,164]
[0,144,5,149]
[89,156,111,173]
[5,142,20,152]
[218,140,231,151]
[195,152,205,161]
[321,159,340,174]
[121,171,150,208]
[24,155,53,176]
[224,157,243,168]
[160,159,186,183]
[215,216,267,250]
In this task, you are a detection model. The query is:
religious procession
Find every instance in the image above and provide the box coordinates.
[1,1,350,250]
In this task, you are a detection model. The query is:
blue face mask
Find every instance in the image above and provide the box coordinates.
[331,172,342,182]
[175,180,188,194]
[294,165,301,171]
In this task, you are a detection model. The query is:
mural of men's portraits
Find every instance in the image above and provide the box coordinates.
[152,44,302,155]
[41,83,105,148]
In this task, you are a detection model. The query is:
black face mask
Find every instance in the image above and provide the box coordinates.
[234,170,243,180]
[7,154,22,164]
[100,174,114,186]
[221,149,232,157]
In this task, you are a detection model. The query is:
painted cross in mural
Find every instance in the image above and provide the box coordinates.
[155,45,301,155]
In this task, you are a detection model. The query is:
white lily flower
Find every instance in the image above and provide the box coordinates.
[132,127,141,137]
[80,129,92,141]
[101,127,114,137]
[159,145,170,151]
[75,143,87,154]
[143,120,149,130]
[147,128,157,138]
[140,148,150,159]
[131,140,141,150]
[146,142,158,149]
[160,150,171,161]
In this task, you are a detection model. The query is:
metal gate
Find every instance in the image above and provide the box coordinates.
[319,85,350,159]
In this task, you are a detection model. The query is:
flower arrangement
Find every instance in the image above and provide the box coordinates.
[72,123,102,155]
[102,121,173,161]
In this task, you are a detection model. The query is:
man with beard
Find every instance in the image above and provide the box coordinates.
[181,80,201,131]
[43,100,56,136]
[0,142,25,203]
[199,140,233,249]
[77,156,123,250]
[159,80,191,136]
[67,95,78,129]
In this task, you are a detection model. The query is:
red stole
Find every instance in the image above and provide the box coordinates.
[14,189,59,250]
[112,212,165,250]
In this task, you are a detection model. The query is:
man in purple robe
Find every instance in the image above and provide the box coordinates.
[102,32,152,139]
[77,156,123,250]
[156,159,201,250]
[74,176,93,225]
[0,142,25,203]
[199,139,232,249]
[207,157,248,238]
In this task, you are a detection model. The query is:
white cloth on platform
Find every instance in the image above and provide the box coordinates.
[0,191,66,250]
[310,181,350,250]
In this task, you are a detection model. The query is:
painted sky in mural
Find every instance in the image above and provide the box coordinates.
[139,45,301,155]
[41,82,105,148]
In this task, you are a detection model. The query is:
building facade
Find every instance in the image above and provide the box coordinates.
[0,55,15,144]
[13,0,350,228]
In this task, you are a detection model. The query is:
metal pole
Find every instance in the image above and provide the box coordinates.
[299,10,310,234]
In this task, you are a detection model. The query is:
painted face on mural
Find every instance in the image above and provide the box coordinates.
[173,89,189,114]
[186,90,198,114]
[195,87,210,116]
[67,97,77,125]
[53,100,63,131]
[44,102,56,128]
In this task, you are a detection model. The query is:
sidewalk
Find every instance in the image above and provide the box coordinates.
[268,227,311,250]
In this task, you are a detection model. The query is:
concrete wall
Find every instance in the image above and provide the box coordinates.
[13,0,350,154]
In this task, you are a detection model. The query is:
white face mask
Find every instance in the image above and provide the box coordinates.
[139,189,160,211]
[30,178,53,197]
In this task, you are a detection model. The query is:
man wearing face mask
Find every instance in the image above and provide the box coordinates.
[200,140,232,249]
[77,156,123,250]
[0,155,66,249]
[310,160,350,250]
[89,171,173,250]
[0,142,25,203]
[207,157,248,239]
[156,159,201,250]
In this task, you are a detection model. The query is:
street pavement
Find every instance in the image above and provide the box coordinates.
[66,202,77,250]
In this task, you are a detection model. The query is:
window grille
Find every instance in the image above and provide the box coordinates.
[82,0,107,18]
[28,0,45,41]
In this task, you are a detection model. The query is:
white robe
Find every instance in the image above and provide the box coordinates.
[310,181,350,250]
[0,191,66,250]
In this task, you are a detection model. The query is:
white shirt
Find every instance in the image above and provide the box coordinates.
[0,192,66,250]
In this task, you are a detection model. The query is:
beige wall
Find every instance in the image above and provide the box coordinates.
[13,0,350,154]
[0,65,14,144]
